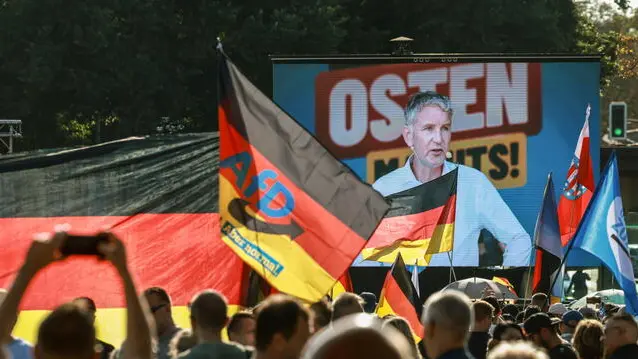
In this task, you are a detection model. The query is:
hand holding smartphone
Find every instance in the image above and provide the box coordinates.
[59,233,110,259]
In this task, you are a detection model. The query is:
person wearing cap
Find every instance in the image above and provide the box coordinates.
[524,313,577,359]
[577,306,598,321]
[559,311,583,343]
[548,303,567,318]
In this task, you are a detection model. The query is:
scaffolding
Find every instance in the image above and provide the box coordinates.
[0,119,22,154]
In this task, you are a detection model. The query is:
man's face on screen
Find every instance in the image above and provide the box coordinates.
[403,105,451,170]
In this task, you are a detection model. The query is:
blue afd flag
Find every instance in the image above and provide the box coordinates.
[571,152,638,315]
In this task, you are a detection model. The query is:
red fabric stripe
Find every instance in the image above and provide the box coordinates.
[219,109,366,279]
[366,195,456,248]
[338,272,353,292]
[0,214,242,310]
[382,275,424,336]
[532,248,543,292]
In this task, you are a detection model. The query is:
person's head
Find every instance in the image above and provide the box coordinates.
[523,305,541,322]
[382,316,421,359]
[488,322,524,352]
[227,311,256,346]
[331,293,364,321]
[579,306,599,321]
[421,291,472,358]
[501,304,519,320]
[359,292,377,314]
[603,313,638,355]
[72,297,97,325]
[188,290,228,339]
[483,296,501,317]
[487,341,549,359]
[572,319,603,359]
[302,313,413,359]
[547,303,567,318]
[402,91,453,170]
[255,294,311,359]
[493,323,524,342]
[473,300,495,332]
[168,329,197,359]
[143,287,174,336]
[559,310,583,335]
[523,313,558,349]
[35,303,96,359]
[516,311,525,324]
[531,293,548,312]
[309,299,332,333]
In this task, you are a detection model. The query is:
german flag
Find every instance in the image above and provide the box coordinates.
[362,169,457,265]
[492,276,518,297]
[375,253,424,342]
[0,134,241,346]
[217,51,389,302]
[330,271,354,299]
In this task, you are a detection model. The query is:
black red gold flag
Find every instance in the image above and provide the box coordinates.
[376,253,424,341]
[217,51,389,302]
[363,169,457,265]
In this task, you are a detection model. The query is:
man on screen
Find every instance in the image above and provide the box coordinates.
[372,91,531,267]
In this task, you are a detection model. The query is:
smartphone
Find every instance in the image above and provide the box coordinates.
[60,234,109,258]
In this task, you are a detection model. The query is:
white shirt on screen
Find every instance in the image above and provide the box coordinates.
[372,157,532,267]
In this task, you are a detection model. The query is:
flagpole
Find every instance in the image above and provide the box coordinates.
[525,249,535,304]
[447,252,457,282]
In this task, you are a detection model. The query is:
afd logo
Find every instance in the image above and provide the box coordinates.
[220,151,303,240]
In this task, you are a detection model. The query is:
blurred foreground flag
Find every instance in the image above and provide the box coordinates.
[362,169,457,266]
[217,50,389,302]
[570,152,638,315]
[330,271,354,299]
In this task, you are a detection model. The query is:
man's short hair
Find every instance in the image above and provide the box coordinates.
[482,296,500,315]
[473,300,495,322]
[72,297,97,312]
[421,291,472,340]
[524,305,541,321]
[502,304,520,318]
[37,303,96,359]
[331,293,364,321]
[310,299,332,330]
[227,311,254,335]
[144,287,172,305]
[608,312,638,329]
[254,294,309,351]
[531,293,547,307]
[189,290,228,331]
[404,91,454,126]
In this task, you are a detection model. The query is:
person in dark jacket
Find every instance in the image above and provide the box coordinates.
[468,301,494,359]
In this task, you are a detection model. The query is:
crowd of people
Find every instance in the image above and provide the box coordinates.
[1,231,638,359]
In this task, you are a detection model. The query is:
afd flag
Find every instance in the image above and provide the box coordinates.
[571,152,638,315]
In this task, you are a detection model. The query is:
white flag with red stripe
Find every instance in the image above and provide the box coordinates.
[558,105,595,247]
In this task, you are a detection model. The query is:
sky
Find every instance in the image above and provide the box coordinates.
[601,0,638,10]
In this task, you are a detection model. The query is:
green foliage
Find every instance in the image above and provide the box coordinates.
[0,0,633,150]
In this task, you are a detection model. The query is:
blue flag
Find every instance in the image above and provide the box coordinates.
[571,152,638,315]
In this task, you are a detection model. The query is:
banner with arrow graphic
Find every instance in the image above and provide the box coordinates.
[218,51,389,302]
